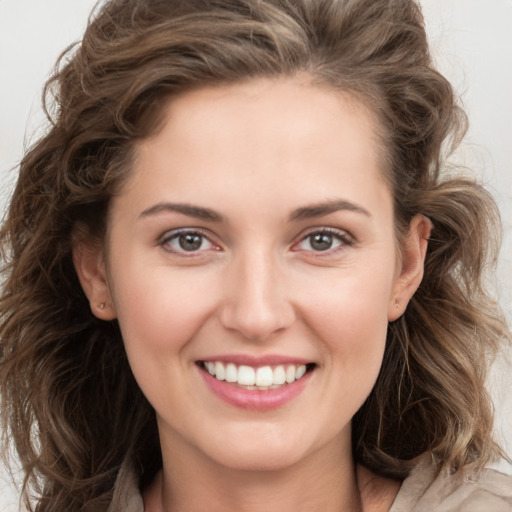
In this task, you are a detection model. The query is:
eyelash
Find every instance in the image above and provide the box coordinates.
[293,228,353,255]
[159,227,353,256]
[159,228,219,255]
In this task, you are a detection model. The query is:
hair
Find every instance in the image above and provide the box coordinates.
[1,0,510,510]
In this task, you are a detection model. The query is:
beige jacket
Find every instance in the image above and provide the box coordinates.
[108,456,512,512]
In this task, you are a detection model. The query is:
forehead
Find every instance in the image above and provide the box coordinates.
[118,77,392,223]
[153,77,383,159]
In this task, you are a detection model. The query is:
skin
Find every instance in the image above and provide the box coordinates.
[74,77,431,512]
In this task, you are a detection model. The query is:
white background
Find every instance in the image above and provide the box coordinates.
[1,1,511,510]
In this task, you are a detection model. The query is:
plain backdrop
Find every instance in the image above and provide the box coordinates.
[1,1,511,510]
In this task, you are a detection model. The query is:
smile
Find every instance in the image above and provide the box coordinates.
[199,361,313,390]
[197,359,316,410]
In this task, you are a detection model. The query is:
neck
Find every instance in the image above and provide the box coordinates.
[145,434,363,512]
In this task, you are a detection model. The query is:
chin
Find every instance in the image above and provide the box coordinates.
[199,425,316,473]
[211,447,306,473]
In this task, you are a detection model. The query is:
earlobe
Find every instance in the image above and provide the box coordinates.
[72,242,117,321]
[388,214,432,321]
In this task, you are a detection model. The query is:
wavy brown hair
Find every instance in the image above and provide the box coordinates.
[1,0,510,510]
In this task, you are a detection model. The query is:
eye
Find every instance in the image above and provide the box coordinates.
[294,228,352,253]
[161,229,217,254]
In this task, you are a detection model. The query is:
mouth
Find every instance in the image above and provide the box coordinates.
[197,360,316,391]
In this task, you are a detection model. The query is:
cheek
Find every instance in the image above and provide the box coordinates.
[109,267,223,412]
[286,266,394,441]
[110,264,218,355]
[299,265,393,366]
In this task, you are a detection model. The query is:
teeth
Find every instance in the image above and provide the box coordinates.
[295,364,307,380]
[215,362,225,381]
[205,362,215,375]
[285,365,296,383]
[238,365,256,385]
[273,365,286,385]
[255,366,273,387]
[203,361,312,388]
[225,363,237,383]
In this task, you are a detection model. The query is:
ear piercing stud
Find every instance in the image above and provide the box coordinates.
[98,303,106,310]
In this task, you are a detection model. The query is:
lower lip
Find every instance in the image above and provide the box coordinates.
[199,367,312,411]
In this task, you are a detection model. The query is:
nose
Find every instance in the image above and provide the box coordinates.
[218,247,295,342]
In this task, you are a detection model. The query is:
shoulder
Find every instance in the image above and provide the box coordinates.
[390,455,512,512]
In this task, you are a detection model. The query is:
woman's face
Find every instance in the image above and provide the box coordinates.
[78,77,428,472]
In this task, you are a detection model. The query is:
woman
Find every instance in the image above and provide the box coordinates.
[1,0,511,510]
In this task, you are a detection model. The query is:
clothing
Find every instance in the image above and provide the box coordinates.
[389,457,512,511]
[108,458,144,512]
[108,455,512,512]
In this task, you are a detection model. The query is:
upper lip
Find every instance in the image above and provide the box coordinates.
[198,354,313,366]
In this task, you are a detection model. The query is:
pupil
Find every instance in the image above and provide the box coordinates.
[179,233,202,251]
[311,233,332,251]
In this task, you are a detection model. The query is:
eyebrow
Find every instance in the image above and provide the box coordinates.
[139,198,370,223]
[289,199,371,221]
[139,202,224,222]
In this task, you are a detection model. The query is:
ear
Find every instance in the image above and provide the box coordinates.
[388,214,432,321]
[72,241,117,321]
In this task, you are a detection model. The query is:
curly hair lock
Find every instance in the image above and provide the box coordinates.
[1,1,509,510]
